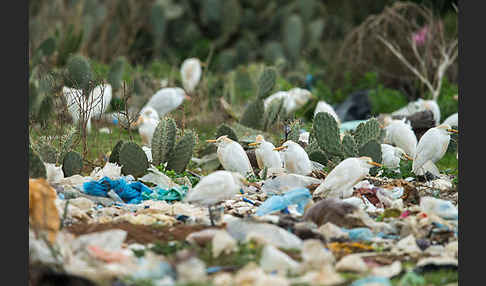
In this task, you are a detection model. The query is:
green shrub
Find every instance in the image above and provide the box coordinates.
[436,77,458,121]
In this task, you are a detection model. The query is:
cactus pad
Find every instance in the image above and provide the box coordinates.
[358,140,382,165]
[167,130,197,173]
[109,140,124,164]
[216,124,238,142]
[29,146,46,179]
[119,142,149,178]
[313,112,342,157]
[257,67,277,99]
[108,57,126,90]
[65,54,93,91]
[62,151,83,177]
[341,134,359,158]
[239,98,265,130]
[353,118,382,148]
[151,117,177,167]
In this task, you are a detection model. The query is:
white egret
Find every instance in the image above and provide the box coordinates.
[314,101,340,124]
[381,144,412,170]
[392,98,440,125]
[63,83,112,133]
[143,87,191,118]
[264,88,315,114]
[180,58,202,94]
[274,140,312,176]
[442,112,458,127]
[313,157,382,199]
[412,124,458,175]
[206,135,254,177]
[384,119,417,158]
[130,106,160,146]
[248,135,282,170]
[185,170,248,225]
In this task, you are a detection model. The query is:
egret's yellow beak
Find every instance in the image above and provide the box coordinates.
[206,139,217,143]
[273,146,288,151]
[368,161,382,167]
[131,116,143,128]
[447,129,458,134]
[248,142,261,147]
[403,154,414,161]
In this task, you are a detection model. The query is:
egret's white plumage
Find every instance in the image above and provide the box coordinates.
[298,132,310,145]
[63,83,112,132]
[381,144,407,169]
[180,58,202,94]
[276,140,312,176]
[313,157,380,199]
[264,88,314,114]
[144,87,190,118]
[131,106,160,146]
[314,101,340,124]
[392,98,440,125]
[384,119,417,157]
[412,124,455,175]
[209,136,254,177]
[185,171,246,206]
[249,135,282,170]
[442,112,458,127]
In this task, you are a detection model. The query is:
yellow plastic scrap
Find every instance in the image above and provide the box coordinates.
[29,178,60,244]
[327,242,374,257]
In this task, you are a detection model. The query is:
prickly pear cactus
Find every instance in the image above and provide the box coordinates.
[29,146,46,179]
[358,140,382,165]
[240,98,265,130]
[283,14,303,63]
[341,134,359,158]
[109,140,124,164]
[62,151,83,177]
[287,120,302,143]
[257,67,277,99]
[39,144,58,164]
[313,112,342,157]
[353,118,382,148]
[263,97,284,131]
[65,54,93,91]
[263,41,286,64]
[151,117,177,166]
[38,37,56,57]
[216,124,238,142]
[119,142,149,178]
[108,57,126,90]
[308,149,328,166]
[167,130,197,173]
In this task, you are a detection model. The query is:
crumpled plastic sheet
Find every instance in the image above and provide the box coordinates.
[255,188,311,216]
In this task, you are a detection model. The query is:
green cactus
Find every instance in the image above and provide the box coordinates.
[308,149,328,166]
[62,151,83,177]
[57,24,84,66]
[150,3,167,52]
[215,49,237,72]
[65,54,93,91]
[298,0,316,23]
[167,130,197,173]
[151,117,177,167]
[201,0,223,25]
[109,140,125,164]
[287,120,302,143]
[263,41,286,64]
[263,97,284,131]
[353,118,383,148]
[283,14,304,63]
[257,67,277,99]
[215,124,238,142]
[358,140,382,165]
[239,98,265,130]
[39,144,58,164]
[341,134,359,158]
[38,37,56,57]
[234,67,255,101]
[308,19,325,47]
[119,142,149,178]
[313,112,342,157]
[221,0,242,43]
[29,146,46,179]
[108,57,126,90]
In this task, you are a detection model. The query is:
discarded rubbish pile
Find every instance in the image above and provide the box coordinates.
[29,149,458,286]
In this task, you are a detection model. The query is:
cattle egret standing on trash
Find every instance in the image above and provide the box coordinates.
[381,144,412,170]
[274,140,312,176]
[143,87,191,118]
[412,124,458,175]
[313,157,382,199]
[63,83,112,133]
[207,135,254,177]
[185,170,248,225]
[180,58,202,94]
[384,119,417,158]
[130,106,160,146]
[314,100,340,124]
[248,135,283,170]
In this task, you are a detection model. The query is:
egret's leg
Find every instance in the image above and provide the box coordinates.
[208,206,215,226]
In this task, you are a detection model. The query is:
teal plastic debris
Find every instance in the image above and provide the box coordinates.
[142,186,188,202]
[350,276,392,286]
[255,188,311,216]
[342,227,374,242]
[398,271,426,286]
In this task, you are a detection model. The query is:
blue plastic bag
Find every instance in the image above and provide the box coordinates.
[255,188,311,216]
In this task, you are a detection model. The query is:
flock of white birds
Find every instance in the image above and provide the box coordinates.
[61,57,458,215]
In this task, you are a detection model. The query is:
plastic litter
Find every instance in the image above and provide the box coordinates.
[317,222,350,241]
[90,162,122,180]
[29,178,60,244]
[336,254,369,273]
[255,188,311,216]
[342,227,374,242]
[350,276,392,286]
[371,261,402,278]
[138,166,180,189]
[212,230,238,258]
[176,257,207,283]
[300,239,335,271]
[419,197,458,220]
[259,244,300,275]
[44,163,64,184]
[132,253,175,280]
